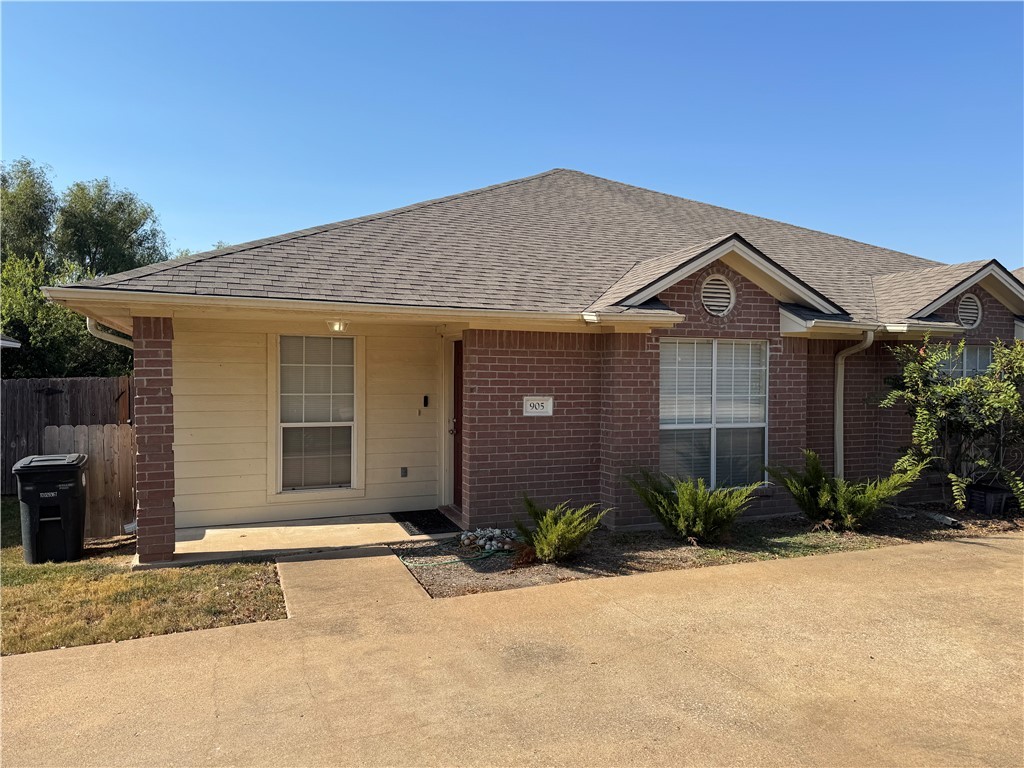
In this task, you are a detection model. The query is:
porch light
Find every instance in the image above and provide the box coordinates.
[326,320,348,333]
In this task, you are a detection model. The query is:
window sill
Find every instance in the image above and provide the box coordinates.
[266,487,366,505]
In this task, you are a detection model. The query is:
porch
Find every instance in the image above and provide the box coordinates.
[160,511,461,567]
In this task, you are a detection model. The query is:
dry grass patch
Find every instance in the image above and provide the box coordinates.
[1,497,286,656]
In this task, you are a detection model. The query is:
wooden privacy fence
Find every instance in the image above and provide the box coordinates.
[1,376,133,494]
[42,424,136,538]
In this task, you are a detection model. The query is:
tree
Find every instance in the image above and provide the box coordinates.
[1,158,58,263]
[0,253,132,378]
[881,338,1024,509]
[0,159,174,378]
[54,177,169,274]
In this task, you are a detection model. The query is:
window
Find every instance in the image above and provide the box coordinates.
[660,339,767,487]
[279,336,354,490]
[942,344,993,378]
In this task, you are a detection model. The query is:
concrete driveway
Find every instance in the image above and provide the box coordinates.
[2,534,1022,767]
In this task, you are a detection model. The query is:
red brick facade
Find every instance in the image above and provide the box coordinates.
[126,273,1018,543]
[598,333,660,528]
[932,287,1017,343]
[657,264,807,515]
[459,331,605,529]
[133,317,175,563]
[455,271,1020,530]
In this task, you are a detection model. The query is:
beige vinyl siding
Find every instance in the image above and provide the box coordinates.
[172,319,441,528]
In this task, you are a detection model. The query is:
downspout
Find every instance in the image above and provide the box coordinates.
[834,330,875,479]
[87,317,133,349]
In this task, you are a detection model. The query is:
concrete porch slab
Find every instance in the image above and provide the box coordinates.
[138,514,459,567]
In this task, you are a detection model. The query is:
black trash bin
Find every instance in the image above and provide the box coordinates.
[12,454,89,564]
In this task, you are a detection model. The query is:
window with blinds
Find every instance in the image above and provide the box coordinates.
[660,339,767,487]
[279,336,355,490]
[942,344,993,378]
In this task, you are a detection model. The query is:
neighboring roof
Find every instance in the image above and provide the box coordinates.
[1014,267,1024,282]
[57,169,1011,323]
[0,334,22,349]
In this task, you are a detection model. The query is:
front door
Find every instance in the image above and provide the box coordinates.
[452,340,463,509]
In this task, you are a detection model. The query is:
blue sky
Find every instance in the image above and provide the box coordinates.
[3,2,1022,267]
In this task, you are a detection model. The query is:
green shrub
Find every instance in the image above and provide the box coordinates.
[627,470,758,544]
[515,497,608,563]
[765,450,833,523]
[768,450,928,531]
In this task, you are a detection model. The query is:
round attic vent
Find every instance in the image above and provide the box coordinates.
[700,275,735,316]
[957,294,982,329]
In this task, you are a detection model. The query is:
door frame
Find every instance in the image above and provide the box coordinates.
[440,335,463,508]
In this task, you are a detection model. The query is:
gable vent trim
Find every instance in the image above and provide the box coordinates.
[701,275,735,316]
[957,294,982,328]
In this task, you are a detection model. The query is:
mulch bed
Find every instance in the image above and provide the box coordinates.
[390,503,1022,599]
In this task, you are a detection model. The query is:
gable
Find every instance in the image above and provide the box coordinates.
[610,233,844,316]
[930,284,1018,342]
[657,263,781,338]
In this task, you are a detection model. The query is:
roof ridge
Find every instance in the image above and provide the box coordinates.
[84,168,567,288]
[558,169,943,270]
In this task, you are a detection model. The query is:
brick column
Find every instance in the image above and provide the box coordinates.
[133,317,175,563]
[599,333,660,528]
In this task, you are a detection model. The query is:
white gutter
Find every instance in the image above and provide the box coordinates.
[834,330,875,479]
[87,317,133,349]
[44,286,682,328]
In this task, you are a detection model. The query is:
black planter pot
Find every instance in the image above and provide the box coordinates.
[967,484,1016,516]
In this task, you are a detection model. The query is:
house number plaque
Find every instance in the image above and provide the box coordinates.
[522,396,553,416]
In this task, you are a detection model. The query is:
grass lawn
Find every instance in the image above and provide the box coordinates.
[1,496,286,656]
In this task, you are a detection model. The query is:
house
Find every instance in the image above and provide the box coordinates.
[44,169,1024,563]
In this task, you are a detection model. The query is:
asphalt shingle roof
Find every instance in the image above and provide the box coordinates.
[67,169,979,322]
[870,260,991,324]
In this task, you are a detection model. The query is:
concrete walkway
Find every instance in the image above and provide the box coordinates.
[3,535,1022,767]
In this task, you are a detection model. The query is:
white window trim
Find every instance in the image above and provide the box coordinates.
[944,344,993,378]
[622,237,843,314]
[266,333,366,503]
[660,338,770,488]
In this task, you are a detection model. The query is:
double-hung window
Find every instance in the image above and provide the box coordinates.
[279,336,355,491]
[942,344,993,378]
[660,339,767,487]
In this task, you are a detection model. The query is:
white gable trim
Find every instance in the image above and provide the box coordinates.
[914,262,1024,318]
[621,237,843,315]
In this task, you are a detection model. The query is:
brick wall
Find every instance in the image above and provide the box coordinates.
[931,287,1017,343]
[133,317,175,563]
[658,263,803,514]
[598,333,659,528]
[806,339,837,471]
[460,330,604,529]
[456,274,1019,528]
[808,340,918,480]
[460,329,664,530]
